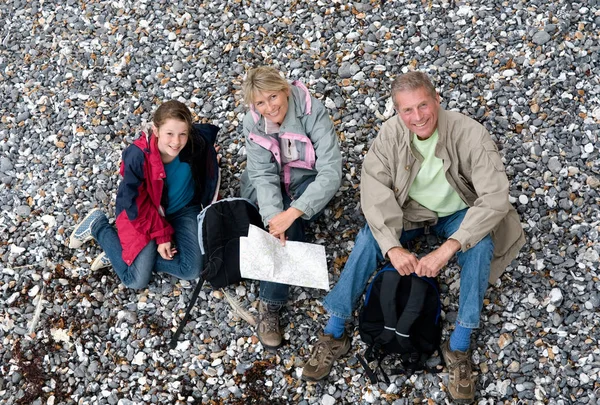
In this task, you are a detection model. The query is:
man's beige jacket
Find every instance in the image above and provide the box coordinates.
[361,108,525,283]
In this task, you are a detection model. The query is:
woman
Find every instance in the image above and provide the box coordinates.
[240,66,342,349]
[69,100,219,289]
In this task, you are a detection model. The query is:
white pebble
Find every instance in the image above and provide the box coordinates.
[41,215,56,228]
[10,245,26,255]
[549,288,563,305]
[132,352,147,366]
[462,73,475,83]
[321,394,336,405]
[175,340,190,351]
[28,284,40,297]
[352,71,366,81]
[580,373,590,384]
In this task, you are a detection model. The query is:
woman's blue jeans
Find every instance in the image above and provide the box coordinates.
[247,177,319,307]
[91,205,203,289]
[322,208,494,329]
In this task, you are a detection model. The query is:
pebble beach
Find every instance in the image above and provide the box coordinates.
[1,0,600,403]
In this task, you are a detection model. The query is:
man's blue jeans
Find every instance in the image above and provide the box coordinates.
[91,205,203,289]
[323,208,494,329]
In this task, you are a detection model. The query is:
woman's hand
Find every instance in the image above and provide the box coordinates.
[157,241,177,260]
[268,207,303,246]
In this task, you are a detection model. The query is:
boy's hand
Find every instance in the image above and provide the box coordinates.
[157,242,177,260]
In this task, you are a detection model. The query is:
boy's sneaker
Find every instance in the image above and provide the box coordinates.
[69,208,103,248]
[91,252,111,271]
[441,340,475,403]
[302,332,351,381]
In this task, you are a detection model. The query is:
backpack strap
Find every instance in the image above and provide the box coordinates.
[395,275,429,338]
[169,276,206,349]
[357,348,391,385]
[375,268,401,345]
[356,353,379,384]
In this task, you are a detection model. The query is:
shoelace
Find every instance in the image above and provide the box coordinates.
[260,311,279,333]
[310,339,333,363]
[456,358,472,381]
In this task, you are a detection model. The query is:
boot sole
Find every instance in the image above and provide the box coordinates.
[69,209,100,248]
[258,338,283,351]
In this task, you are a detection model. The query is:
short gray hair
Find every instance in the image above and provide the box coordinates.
[391,72,437,106]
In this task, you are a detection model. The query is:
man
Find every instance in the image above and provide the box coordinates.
[301,71,525,404]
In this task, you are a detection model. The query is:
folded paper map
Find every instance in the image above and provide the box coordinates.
[239,224,330,290]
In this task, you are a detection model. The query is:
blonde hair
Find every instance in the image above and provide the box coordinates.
[242,66,290,105]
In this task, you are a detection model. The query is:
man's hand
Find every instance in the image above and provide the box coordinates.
[387,246,419,276]
[157,241,177,260]
[415,239,461,277]
[268,207,303,246]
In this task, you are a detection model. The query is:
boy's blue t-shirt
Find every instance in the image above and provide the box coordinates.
[164,156,194,215]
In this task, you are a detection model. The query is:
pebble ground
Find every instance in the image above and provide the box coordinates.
[1,0,600,404]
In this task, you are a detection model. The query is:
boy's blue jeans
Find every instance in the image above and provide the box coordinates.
[91,205,202,289]
[323,208,494,329]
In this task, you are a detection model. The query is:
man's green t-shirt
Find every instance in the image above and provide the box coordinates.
[408,130,468,217]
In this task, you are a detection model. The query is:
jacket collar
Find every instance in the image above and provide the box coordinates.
[435,108,448,146]
[133,130,166,178]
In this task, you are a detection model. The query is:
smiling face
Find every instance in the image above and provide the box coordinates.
[154,118,189,164]
[252,89,290,125]
[394,87,440,140]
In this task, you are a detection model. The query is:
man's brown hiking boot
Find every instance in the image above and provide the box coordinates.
[302,333,351,381]
[441,340,475,403]
[256,301,282,350]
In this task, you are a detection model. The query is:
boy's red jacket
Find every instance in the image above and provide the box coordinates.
[115,124,219,265]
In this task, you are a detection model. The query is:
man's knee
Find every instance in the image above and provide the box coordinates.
[458,234,494,266]
[469,234,494,254]
[356,224,376,244]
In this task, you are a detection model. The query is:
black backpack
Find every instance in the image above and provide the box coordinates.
[357,264,442,383]
[197,198,264,289]
[170,198,264,348]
